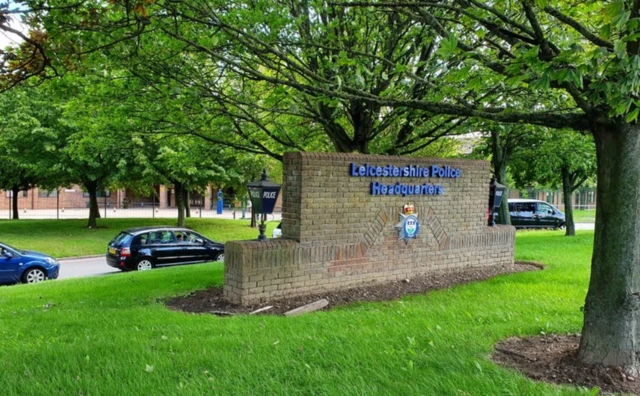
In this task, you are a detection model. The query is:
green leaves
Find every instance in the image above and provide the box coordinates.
[0,85,67,192]
[534,0,548,8]
[436,35,458,58]
[625,107,640,123]
[603,1,629,30]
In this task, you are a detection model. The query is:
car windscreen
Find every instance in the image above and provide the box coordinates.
[112,232,133,246]
[0,242,21,254]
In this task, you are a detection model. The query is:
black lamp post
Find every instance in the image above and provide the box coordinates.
[488,176,507,226]
[247,169,282,241]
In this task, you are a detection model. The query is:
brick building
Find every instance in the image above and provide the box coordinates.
[0,185,119,211]
[0,184,282,213]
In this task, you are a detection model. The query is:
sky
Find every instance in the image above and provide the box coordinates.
[0,16,27,49]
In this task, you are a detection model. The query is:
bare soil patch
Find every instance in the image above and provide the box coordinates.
[166,262,541,316]
[493,334,640,395]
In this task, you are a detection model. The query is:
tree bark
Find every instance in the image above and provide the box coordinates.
[561,166,576,236]
[175,182,186,227]
[250,208,257,228]
[11,186,19,220]
[86,181,101,228]
[578,122,640,374]
[184,189,191,218]
[491,131,511,225]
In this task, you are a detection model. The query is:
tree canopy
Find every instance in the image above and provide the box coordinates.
[5,0,640,375]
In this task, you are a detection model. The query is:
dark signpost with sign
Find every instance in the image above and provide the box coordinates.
[487,177,506,226]
[247,169,281,241]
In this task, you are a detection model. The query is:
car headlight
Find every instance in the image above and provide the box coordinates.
[45,257,57,265]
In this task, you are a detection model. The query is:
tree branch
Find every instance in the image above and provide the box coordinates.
[543,6,613,49]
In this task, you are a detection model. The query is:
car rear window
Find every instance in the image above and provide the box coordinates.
[112,232,133,246]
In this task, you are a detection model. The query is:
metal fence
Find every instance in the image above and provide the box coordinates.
[0,200,280,221]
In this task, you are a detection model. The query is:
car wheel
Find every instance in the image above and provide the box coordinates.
[214,253,224,262]
[136,259,154,271]
[22,268,47,284]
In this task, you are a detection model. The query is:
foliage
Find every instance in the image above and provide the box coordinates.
[5,0,640,370]
[0,86,65,218]
[510,131,596,191]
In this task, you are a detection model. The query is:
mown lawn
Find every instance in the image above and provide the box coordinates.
[0,218,278,258]
[0,230,595,395]
[572,209,596,223]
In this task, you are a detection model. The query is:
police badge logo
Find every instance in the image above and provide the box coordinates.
[396,203,420,244]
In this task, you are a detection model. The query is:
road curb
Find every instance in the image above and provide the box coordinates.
[59,255,104,261]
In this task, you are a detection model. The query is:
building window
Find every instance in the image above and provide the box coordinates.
[38,189,58,198]
[83,190,111,198]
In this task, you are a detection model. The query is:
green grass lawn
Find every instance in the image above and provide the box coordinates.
[572,209,596,223]
[0,229,596,395]
[0,218,278,258]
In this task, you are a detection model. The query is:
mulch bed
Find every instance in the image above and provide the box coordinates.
[493,335,640,395]
[165,262,542,316]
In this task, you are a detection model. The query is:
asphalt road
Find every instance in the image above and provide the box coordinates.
[58,256,120,280]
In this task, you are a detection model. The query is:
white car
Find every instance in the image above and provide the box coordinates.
[272,223,282,238]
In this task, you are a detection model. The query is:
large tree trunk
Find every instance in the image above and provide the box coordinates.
[184,190,191,218]
[86,181,101,228]
[561,166,576,236]
[491,131,511,225]
[578,122,640,374]
[175,182,186,227]
[11,186,19,220]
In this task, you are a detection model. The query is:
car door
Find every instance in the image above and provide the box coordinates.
[148,231,181,266]
[510,202,534,227]
[508,203,522,226]
[181,232,208,262]
[130,233,149,259]
[536,203,560,228]
[516,202,538,228]
[0,248,21,283]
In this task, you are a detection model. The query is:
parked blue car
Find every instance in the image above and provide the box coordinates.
[0,242,60,284]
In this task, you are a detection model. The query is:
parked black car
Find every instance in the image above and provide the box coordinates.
[106,226,224,271]
[505,199,566,229]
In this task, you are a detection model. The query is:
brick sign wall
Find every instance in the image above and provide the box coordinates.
[224,152,515,305]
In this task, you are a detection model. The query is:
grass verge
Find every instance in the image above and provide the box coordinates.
[0,218,278,258]
[0,230,596,395]
[572,209,595,223]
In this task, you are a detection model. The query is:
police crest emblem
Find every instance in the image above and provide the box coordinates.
[396,203,420,244]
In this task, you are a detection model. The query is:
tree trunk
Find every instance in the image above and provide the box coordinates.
[491,131,511,225]
[86,181,101,228]
[578,122,640,374]
[11,186,19,220]
[561,166,576,236]
[175,182,186,227]
[184,190,191,218]
[495,161,511,226]
[250,208,257,228]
